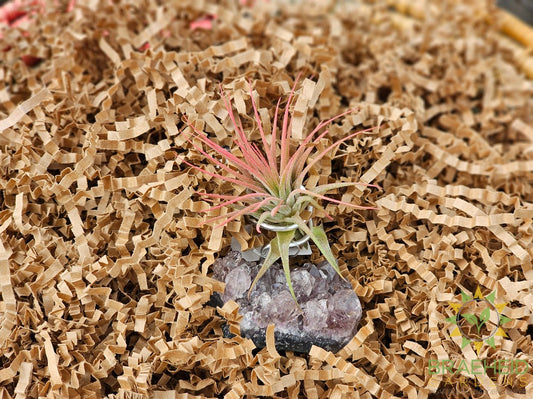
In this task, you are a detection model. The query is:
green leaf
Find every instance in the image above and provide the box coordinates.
[276,230,298,305]
[293,195,321,211]
[310,225,344,278]
[479,307,490,324]
[461,291,472,302]
[445,316,457,324]
[485,291,496,304]
[310,182,363,195]
[255,210,272,230]
[478,307,490,334]
[248,239,281,299]
[461,313,478,326]
[292,216,345,281]
[500,315,512,325]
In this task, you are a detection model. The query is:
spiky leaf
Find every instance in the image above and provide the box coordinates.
[461,313,478,326]
[277,230,298,303]
[479,307,490,324]
[248,238,282,298]
[292,216,345,280]
[499,315,512,325]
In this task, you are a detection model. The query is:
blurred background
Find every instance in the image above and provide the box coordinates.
[498,0,533,24]
[1,0,533,25]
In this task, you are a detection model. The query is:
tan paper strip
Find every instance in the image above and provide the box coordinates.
[338,321,375,359]
[40,331,62,389]
[511,119,533,142]
[14,362,33,399]
[375,225,438,286]
[99,37,122,66]
[132,7,174,48]
[423,141,533,176]
[0,237,16,347]
[309,346,382,396]
[0,88,52,133]
[392,182,531,261]
[266,324,280,359]
[377,194,517,228]
[108,116,151,140]
[0,353,24,384]
[398,179,521,206]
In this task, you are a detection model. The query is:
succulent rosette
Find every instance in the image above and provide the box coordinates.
[181,76,378,302]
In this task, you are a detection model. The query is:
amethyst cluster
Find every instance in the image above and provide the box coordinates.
[212,251,363,353]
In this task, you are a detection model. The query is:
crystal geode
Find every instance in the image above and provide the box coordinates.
[211,251,363,353]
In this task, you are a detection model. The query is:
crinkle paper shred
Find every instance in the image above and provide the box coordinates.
[0,0,532,398]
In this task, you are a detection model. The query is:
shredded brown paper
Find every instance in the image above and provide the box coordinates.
[0,0,532,398]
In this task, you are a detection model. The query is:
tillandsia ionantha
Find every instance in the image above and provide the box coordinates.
[180,77,378,302]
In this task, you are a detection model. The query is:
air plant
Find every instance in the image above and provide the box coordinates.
[180,77,378,302]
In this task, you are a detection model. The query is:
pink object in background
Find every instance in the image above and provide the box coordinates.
[189,14,216,31]
[0,0,44,27]
[240,0,270,5]
[1,0,45,65]
[1,1,31,29]
[20,54,41,65]
[138,42,150,51]
[66,0,76,12]
[0,0,236,64]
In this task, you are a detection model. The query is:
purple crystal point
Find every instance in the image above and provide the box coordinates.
[291,269,315,301]
[327,289,362,340]
[268,290,300,328]
[222,266,251,301]
[303,299,329,332]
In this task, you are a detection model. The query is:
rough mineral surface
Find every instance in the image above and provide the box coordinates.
[212,251,362,353]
